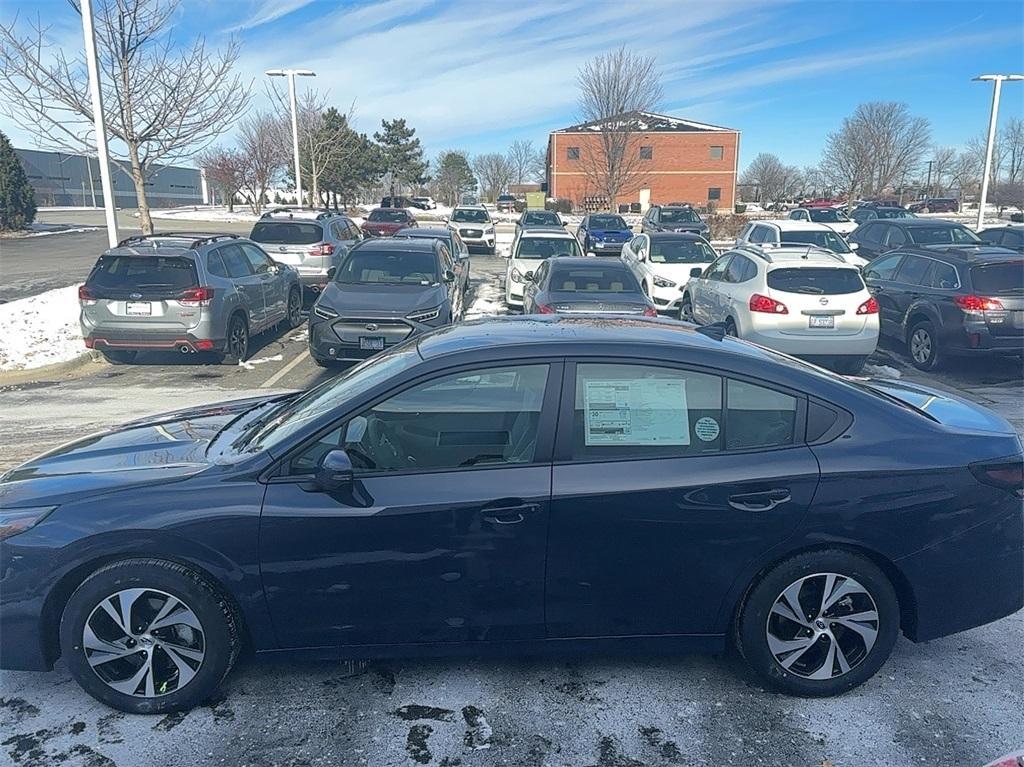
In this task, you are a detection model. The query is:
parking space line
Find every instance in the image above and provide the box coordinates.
[260,349,309,389]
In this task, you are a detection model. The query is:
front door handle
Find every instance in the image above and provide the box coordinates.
[728,489,791,512]
[481,502,539,525]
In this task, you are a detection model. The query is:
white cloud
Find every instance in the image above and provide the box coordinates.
[224,0,316,33]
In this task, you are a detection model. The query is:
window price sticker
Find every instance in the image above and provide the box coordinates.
[584,379,689,446]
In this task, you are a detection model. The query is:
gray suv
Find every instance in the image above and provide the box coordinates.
[249,208,363,294]
[79,233,302,364]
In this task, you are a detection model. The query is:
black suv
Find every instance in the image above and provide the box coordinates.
[862,245,1024,370]
[979,226,1024,253]
[641,205,709,237]
[849,218,981,260]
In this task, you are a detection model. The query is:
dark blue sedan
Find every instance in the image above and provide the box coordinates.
[577,213,633,255]
[2,317,1022,712]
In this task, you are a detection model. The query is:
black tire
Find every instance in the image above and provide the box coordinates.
[100,349,137,365]
[736,549,899,697]
[285,287,303,330]
[219,315,249,365]
[906,319,941,371]
[59,558,241,714]
[725,318,738,337]
[833,355,868,375]
[679,294,694,323]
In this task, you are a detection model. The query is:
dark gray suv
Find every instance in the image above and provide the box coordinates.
[79,233,302,364]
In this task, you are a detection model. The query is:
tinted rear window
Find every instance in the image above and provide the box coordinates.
[550,266,640,293]
[971,262,1024,293]
[88,255,198,292]
[767,267,864,295]
[250,222,322,245]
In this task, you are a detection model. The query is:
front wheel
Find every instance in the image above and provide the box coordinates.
[59,559,241,714]
[679,294,694,323]
[736,550,899,697]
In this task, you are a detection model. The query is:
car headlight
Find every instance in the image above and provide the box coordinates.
[485,225,495,234]
[313,304,338,320]
[0,506,57,542]
[652,275,677,288]
[511,267,525,283]
[407,306,442,322]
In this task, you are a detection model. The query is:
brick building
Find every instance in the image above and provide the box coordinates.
[546,111,740,211]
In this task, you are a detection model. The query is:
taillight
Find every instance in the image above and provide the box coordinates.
[536,303,556,314]
[857,297,879,315]
[309,242,334,256]
[642,306,658,317]
[78,285,97,305]
[749,293,788,314]
[954,295,1004,312]
[178,286,214,306]
[969,458,1024,498]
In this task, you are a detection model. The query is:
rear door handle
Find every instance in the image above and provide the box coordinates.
[728,489,791,512]
[481,502,540,525]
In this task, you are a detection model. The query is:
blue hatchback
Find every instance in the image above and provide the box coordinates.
[577,213,633,255]
[2,317,1022,712]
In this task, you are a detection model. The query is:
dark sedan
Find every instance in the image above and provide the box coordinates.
[2,318,1022,713]
[308,238,462,365]
[522,256,657,316]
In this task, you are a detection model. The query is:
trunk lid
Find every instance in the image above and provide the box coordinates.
[83,254,204,331]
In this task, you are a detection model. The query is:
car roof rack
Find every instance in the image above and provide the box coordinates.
[260,206,335,220]
[116,232,240,249]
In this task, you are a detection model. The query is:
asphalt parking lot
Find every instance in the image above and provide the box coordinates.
[0,218,1022,767]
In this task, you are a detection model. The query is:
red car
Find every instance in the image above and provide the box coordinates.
[362,208,418,237]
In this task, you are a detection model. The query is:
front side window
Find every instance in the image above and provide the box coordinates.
[883,227,906,248]
[241,243,273,274]
[724,255,755,283]
[288,365,550,474]
[705,254,733,281]
[218,244,254,278]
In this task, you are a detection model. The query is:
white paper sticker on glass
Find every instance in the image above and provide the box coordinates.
[584,379,689,445]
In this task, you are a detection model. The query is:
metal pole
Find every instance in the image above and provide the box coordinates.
[976,77,1003,231]
[288,72,302,206]
[85,154,97,207]
[81,0,118,246]
[925,160,933,200]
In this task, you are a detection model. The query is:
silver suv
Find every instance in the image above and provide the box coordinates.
[79,233,302,364]
[249,207,363,294]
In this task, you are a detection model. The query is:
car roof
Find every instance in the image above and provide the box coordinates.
[395,227,450,238]
[519,228,575,239]
[894,245,1023,262]
[454,204,488,210]
[259,207,337,221]
[647,231,707,242]
[104,233,243,256]
[888,217,963,227]
[351,237,439,253]
[760,219,838,231]
[549,255,629,268]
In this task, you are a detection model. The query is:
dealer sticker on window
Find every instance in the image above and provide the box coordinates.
[584,379,689,446]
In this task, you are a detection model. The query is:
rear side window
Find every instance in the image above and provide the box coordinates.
[767,268,864,295]
[971,262,1024,293]
[926,262,959,289]
[218,244,254,278]
[88,255,198,292]
[725,380,797,450]
[250,222,323,245]
[863,253,902,281]
[207,252,229,278]
[894,255,931,285]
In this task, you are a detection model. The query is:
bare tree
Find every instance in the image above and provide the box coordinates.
[195,146,245,211]
[928,146,958,196]
[507,139,544,185]
[237,112,287,216]
[1001,117,1024,188]
[576,46,662,208]
[949,151,979,199]
[741,153,803,203]
[472,153,513,203]
[0,0,251,233]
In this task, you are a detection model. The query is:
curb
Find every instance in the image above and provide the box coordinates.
[0,350,103,386]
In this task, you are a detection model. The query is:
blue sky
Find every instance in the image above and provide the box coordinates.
[2,0,1022,172]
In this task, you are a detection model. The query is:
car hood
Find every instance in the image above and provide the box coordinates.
[0,395,287,508]
[319,281,446,316]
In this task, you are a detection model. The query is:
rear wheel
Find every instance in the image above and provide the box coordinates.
[219,316,249,365]
[736,549,899,697]
[679,294,694,323]
[907,320,941,371]
[100,350,137,365]
[59,559,241,714]
[832,355,868,375]
[285,288,303,329]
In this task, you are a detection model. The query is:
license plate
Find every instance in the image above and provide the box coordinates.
[359,336,385,351]
[808,315,834,329]
[125,301,152,316]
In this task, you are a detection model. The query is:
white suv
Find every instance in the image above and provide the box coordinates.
[737,220,868,268]
[505,229,583,308]
[680,244,879,374]
[447,205,496,254]
[787,207,857,236]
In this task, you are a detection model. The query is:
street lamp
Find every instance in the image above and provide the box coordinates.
[265,68,316,207]
[81,0,118,246]
[973,74,1023,230]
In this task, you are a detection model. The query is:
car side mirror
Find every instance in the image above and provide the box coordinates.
[524,270,535,282]
[690,267,703,278]
[327,266,337,280]
[442,216,449,223]
[443,269,456,283]
[315,449,353,491]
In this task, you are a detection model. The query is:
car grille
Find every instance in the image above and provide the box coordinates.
[331,318,413,344]
[461,228,483,238]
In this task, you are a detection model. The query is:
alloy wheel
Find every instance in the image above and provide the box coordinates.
[910,328,932,365]
[83,588,206,697]
[288,290,301,326]
[680,298,694,322]
[765,572,879,680]
[228,320,248,360]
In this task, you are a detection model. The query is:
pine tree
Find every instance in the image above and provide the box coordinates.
[373,118,428,201]
[433,151,477,206]
[0,131,36,230]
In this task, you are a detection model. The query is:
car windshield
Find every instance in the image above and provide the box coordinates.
[523,211,560,225]
[971,262,1024,294]
[649,239,716,263]
[550,266,640,293]
[659,208,699,223]
[88,255,198,291]
[336,249,439,284]
[779,230,851,253]
[876,208,913,219]
[589,215,627,230]
[368,209,409,222]
[250,221,322,245]
[767,267,865,295]
[452,209,490,223]
[234,344,422,454]
[908,225,981,245]
[516,237,582,260]
[808,209,849,223]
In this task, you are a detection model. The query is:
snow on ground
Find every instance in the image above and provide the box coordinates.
[144,206,260,223]
[465,280,508,320]
[495,231,515,258]
[18,224,100,238]
[238,353,283,370]
[863,363,902,379]
[0,285,85,371]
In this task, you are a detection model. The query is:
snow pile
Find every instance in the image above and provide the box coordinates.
[863,363,901,379]
[146,206,259,223]
[465,281,508,319]
[0,285,86,371]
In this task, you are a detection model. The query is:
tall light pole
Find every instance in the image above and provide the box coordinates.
[265,68,316,207]
[81,0,118,247]
[973,74,1023,230]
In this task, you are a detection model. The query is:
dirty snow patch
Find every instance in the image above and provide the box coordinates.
[0,285,85,371]
[465,281,508,319]
[863,363,902,379]
[238,354,283,370]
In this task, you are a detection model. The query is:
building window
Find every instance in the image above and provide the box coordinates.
[639,146,653,160]
[708,187,722,201]
[709,146,724,160]
[566,146,580,161]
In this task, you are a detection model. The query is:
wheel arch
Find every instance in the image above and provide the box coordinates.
[902,303,940,343]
